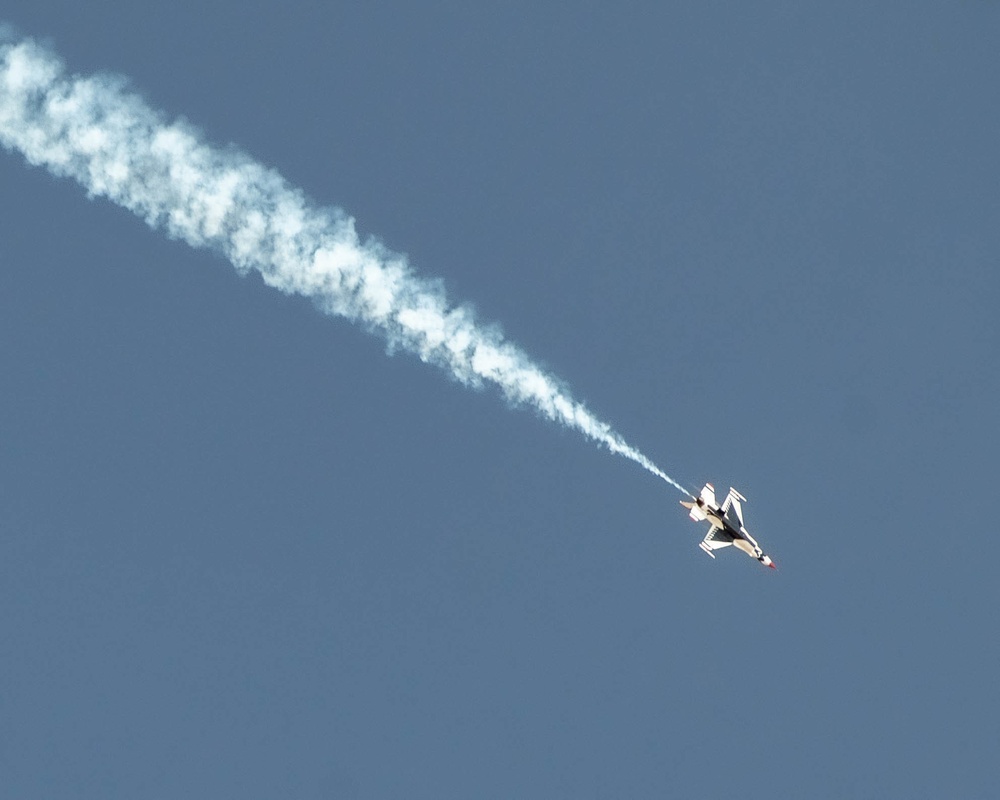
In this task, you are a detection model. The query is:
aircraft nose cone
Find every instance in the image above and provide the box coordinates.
[767,561,777,569]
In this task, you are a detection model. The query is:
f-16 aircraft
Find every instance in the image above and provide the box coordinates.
[680,483,775,569]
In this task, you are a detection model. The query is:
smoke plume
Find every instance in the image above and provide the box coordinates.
[0,32,687,493]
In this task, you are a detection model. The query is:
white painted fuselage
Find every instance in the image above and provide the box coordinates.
[680,483,775,568]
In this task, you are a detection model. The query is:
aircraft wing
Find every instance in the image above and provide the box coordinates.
[698,526,735,558]
[722,487,747,529]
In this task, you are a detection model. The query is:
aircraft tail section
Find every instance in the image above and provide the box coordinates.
[680,499,708,522]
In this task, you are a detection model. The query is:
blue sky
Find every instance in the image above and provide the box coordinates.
[1,3,998,798]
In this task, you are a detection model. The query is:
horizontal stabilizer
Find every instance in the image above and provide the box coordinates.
[680,499,708,523]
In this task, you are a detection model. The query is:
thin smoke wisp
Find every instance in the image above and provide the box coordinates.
[0,31,687,493]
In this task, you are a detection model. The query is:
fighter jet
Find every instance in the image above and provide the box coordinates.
[680,483,775,568]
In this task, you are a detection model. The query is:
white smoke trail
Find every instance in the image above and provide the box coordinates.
[0,31,687,494]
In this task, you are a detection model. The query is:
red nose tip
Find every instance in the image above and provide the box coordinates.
[767,561,777,569]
